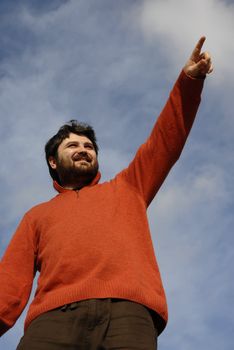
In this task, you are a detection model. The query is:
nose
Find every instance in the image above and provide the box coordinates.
[77,144,87,153]
[78,150,87,156]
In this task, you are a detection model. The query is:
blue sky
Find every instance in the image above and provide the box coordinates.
[0,0,233,349]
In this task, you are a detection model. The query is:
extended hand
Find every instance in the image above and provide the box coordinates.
[183,36,213,78]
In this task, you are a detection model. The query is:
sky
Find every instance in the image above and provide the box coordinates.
[0,0,233,349]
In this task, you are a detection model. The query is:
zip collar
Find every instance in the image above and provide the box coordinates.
[53,171,101,193]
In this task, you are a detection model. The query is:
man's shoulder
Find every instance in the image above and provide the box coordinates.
[24,195,58,219]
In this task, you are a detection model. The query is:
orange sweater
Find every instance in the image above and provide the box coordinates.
[0,71,204,336]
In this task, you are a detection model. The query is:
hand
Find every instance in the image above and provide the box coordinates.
[183,36,213,78]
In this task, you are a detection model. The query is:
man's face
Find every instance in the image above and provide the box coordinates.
[49,133,98,188]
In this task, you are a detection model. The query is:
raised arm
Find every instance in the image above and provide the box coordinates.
[0,214,37,336]
[120,37,213,206]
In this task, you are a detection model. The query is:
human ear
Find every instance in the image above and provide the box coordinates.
[48,156,57,170]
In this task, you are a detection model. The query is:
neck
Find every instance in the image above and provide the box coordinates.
[59,176,93,190]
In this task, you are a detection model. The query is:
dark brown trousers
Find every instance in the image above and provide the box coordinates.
[17,298,157,349]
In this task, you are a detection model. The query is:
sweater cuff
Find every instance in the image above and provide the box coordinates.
[177,69,205,97]
[0,319,9,337]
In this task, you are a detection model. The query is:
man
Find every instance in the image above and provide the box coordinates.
[0,37,212,349]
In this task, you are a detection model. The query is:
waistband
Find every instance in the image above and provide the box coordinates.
[60,298,122,311]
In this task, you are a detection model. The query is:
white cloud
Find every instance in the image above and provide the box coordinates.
[148,159,233,349]
[135,0,234,84]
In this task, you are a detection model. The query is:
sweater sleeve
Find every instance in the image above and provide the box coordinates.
[121,70,205,206]
[0,214,37,336]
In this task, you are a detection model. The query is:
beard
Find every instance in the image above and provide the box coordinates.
[55,153,99,189]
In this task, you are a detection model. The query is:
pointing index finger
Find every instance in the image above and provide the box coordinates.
[190,36,206,60]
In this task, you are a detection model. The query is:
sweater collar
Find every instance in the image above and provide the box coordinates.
[53,171,101,193]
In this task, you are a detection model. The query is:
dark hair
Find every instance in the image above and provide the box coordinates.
[45,120,98,182]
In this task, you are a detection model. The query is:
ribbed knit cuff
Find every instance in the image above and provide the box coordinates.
[177,69,205,99]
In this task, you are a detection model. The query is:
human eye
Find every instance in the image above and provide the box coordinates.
[67,143,77,148]
[85,143,94,150]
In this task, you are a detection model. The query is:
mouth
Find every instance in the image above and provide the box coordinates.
[72,154,92,163]
[76,159,89,165]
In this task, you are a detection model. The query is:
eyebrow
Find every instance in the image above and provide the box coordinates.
[65,141,94,147]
